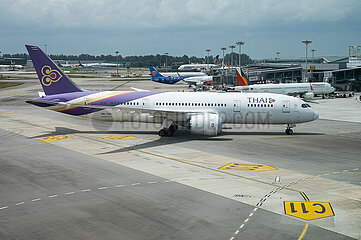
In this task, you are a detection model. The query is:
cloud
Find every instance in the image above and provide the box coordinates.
[1,0,358,30]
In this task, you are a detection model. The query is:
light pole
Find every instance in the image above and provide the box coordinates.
[276,51,280,59]
[229,45,235,66]
[164,52,169,72]
[221,47,226,69]
[302,40,312,72]
[115,51,119,77]
[236,41,244,67]
[206,49,211,70]
[311,49,316,58]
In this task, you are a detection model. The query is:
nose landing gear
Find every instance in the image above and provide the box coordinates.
[285,124,296,135]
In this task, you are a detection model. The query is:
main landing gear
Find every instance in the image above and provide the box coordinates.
[158,124,178,137]
[285,124,296,135]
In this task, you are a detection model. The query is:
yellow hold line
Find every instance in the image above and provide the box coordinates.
[298,223,309,240]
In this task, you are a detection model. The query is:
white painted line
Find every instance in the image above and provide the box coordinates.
[115,185,124,188]
[244,218,249,223]
[31,198,41,202]
[324,173,329,176]
[0,206,8,210]
[131,183,141,186]
[65,192,75,195]
[148,182,157,184]
[229,237,234,240]
[253,208,258,212]
[81,189,91,192]
[48,195,58,198]
[249,213,254,217]
[98,187,109,190]
[164,180,172,182]
[343,170,348,172]
[354,168,359,171]
[235,230,239,235]
[240,224,244,229]
[15,202,25,206]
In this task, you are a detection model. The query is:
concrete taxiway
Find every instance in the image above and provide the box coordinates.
[0,72,360,239]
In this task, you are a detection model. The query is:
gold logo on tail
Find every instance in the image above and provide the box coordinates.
[41,66,62,86]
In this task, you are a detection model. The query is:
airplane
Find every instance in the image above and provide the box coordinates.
[178,63,218,71]
[25,45,319,137]
[0,61,24,70]
[150,66,213,86]
[231,68,335,99]
[78,61,119,68]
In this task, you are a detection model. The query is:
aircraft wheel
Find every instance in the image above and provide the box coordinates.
[285,128,293,135]
[158,129,166,137]
[166,129,174,137]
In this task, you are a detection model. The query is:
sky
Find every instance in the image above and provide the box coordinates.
[1,0,361,59]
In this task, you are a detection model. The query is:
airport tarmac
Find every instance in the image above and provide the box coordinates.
[0,73,360,240]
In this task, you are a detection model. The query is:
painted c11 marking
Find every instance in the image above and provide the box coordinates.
[284,201,334,220]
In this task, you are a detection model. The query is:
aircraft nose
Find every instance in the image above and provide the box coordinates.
[313,110,319,120]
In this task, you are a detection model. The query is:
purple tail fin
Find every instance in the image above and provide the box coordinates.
[25,45,82,95]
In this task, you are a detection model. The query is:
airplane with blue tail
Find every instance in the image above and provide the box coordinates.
[149,66,213,86]
[25,45,319,136]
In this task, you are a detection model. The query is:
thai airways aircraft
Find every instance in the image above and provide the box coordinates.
[232,68,335,98]
[25,45,319,136]
[150,66,213,85]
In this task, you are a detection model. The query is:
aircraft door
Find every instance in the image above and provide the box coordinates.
[282,100,290,113]
[142,98,149,108]
[233,100,241,112]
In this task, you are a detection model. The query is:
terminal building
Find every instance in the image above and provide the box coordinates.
[213,46,361,92]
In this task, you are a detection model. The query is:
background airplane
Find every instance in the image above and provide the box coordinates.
[231,68,335,99]
[25,45,319,136]
[178,63,218,71]
[0,61,24,70]
[149,66,212,86]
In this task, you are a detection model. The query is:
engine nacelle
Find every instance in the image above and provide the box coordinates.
[303,92,314,99]
[189,113,222,136]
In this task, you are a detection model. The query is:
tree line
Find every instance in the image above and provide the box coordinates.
[1,52,253,68]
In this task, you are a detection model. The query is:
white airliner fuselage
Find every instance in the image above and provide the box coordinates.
[35,91,318,136]
[234,82,335,98]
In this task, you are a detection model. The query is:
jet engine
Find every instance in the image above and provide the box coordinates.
[303,92,314,99]
[189,113,222,136]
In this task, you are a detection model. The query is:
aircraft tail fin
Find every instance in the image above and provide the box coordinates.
[235,67,249,86]
[78,61,84,67]
[26,45,82,95]
[149,65,164,79]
